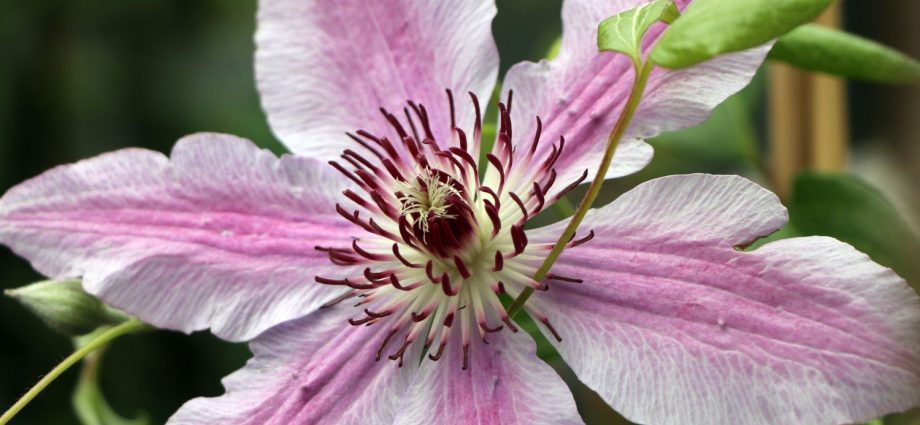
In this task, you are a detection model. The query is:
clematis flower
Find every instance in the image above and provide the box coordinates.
[1,0,919,424]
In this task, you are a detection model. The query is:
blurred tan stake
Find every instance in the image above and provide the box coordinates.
[768,2,849,200]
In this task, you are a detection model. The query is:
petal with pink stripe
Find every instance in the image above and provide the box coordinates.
[169,306,415,425]
[503,0,769,194]
[256,0,499,159]
[527,174,920,425]
[394,331,582,425]
[0,133,354,341]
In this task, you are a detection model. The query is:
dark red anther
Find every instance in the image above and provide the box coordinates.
[402,136,421,159]
[480,321,503,333]
[441,273,457,296]
[343,149,379,172]
[403,107,423,145]
[392,243,421,268]
[502,316,519,332]
[479,186,500,208]
[363,267,389,282]
[381,158,405,181]
[428,342,446,361]
[531,182,545,215]
[555,169,589,200]
[314,276,350,286]
[529,116,543,155]
[388,274,417,291]
[436,151,467,181]
[425,261,441,284]
[352,240,389,261]
[407,102,435,141]
[329,161,367,189]
[508,192,528,221]
[446,89,456,129]
[335,203,357,223]
[469,92,483,142]
[364,131,402,161]
[448,147,477,171]
[568,229,595,247]
[346,132,384,160]
[398,216,418,248]
[324,248,362,266]
[342,189,372,210]
[365,308,392,318]
[367,218,398,240]
[492,251,504,272]
[353,169,381,191]
[510,224,528,255]
[376,328,399,361]
[483,200,501,237]
[542,144,559,171]
[542,318,563,342]
[349,315,377,326]
[547,273,584,283]
[411,309,432,322]
[496,281,507,295]
[443,311,455,327]
[455,128,469,153]
[541,168,557,194]
[388,337,413,367]
[417,155,431,170]
[341,154,369,175]
[486,153,506,193]
[380,108,409,140]
[453,256,471,279]
[369,191,398,219]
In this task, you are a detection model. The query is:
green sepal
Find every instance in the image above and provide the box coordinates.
[6,280,130,336]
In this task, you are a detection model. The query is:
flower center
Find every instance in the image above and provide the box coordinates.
[396,169,475,258]
[315,91,591,369]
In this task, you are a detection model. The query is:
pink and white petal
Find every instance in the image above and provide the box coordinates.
[169,307,415,425]
[394,331,582,425]
[256,0,499,159]
[503,0,768,194]
[528,174,920,425]
[0,133,355,341]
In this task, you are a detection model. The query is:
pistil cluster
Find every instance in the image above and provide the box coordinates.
[315,91,591,369]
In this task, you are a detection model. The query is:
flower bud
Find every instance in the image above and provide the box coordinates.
[5,279,126,336]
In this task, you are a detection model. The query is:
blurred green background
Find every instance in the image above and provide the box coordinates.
[1,1,918,424]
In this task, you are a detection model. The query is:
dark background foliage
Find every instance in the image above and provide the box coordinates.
[0,1,917,424]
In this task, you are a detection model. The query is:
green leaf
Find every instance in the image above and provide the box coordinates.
[790,172,920,289]
[652,0,832,69]
[769,24,920,84]
[597,0,680,65]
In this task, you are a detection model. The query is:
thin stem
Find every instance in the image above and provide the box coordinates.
[0,319,145,425]
[508,60,654,319]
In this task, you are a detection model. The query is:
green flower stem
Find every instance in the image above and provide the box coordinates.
[507,60,654,319]
[0,319,145,425]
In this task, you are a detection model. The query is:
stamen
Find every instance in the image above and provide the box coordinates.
[547,273,584,283]
[324,91,574,370]
[568,230,595,248]
[376,329,399,361]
